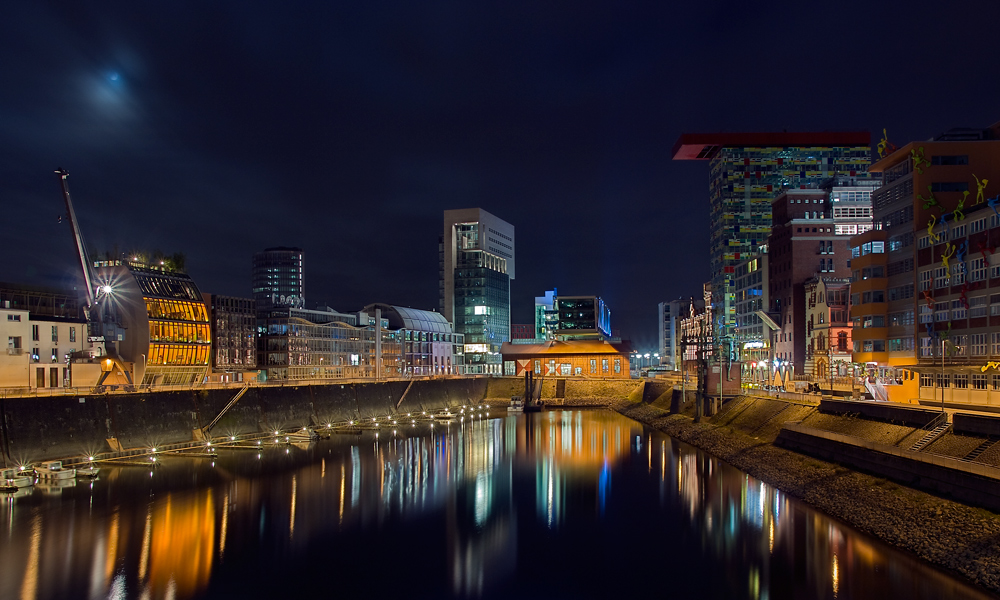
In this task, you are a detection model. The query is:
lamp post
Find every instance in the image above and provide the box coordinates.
[941,338,947,414]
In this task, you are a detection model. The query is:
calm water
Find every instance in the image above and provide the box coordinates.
[0,409,994,600]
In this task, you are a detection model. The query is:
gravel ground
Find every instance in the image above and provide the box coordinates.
[613,399,1000,595]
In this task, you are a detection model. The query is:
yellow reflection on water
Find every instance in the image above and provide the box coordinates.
[19,515,40,600]
[148,492,215,600]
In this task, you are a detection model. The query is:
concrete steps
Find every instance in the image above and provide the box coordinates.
[910,423,951,452]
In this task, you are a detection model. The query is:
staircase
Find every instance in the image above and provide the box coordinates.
[962,438,998,462]
[910,421,950,452]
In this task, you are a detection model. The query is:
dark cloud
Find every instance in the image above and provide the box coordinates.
[3,1,1000,350]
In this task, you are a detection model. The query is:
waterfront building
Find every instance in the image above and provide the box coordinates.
[90,258,211,386]
[500,339,632,378]
[362,303,465,376]
[803,277,852,384]
[849,228,891,395]
[866,122,1000,406]
[0,300,88,389]
[203,294,257,382]
[252,247,304,310]
[534,289,557,340]
[257,305,401,381]
[672,132,872,343]
[554,295,611,340]
[440,208,515,375]
[768,182,874,376]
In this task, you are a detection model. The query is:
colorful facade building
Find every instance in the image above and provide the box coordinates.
[865,122,1000,406]
[848,229,891,390]
[672,132,872,344]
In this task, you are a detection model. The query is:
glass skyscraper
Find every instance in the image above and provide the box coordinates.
[440,208,515,375]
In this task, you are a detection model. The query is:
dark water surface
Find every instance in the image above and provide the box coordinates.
[0,409,995,600]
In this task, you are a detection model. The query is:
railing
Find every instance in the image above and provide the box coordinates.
[6,348,23,355]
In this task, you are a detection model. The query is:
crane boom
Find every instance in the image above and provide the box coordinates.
[55,168,96,308]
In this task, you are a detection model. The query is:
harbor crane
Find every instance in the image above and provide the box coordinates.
[55,168,134,387]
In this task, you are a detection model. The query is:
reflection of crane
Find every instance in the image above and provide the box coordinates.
[55,168,133,387]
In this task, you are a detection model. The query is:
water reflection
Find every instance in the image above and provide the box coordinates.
[0,410,994,600]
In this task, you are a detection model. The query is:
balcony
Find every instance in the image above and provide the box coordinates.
[6,348,23,356]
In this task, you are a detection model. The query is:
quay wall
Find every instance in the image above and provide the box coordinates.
[0,378,490,462]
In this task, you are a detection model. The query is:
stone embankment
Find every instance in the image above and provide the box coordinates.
[614,392,1000,594]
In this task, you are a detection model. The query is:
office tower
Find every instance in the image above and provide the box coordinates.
[252,247,304,311]
[440,209,515,375]
[672,132,872,344]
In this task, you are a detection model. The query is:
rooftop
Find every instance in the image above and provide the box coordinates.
[672,131,871,161]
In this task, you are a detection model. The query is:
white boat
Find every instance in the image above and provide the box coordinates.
[35,460,75,481]
[75,466,100,478]
[508,397,524,412]
[0,467,33,490]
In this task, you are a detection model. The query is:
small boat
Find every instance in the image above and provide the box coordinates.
[508,397,524,412]
[35,460,75,481]
[75,466,100,478]
[0,467,33,491]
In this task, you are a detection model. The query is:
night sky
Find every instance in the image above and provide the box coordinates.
[3,2,1000,350]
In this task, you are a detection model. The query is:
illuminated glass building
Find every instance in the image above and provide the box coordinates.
[554,295,611,340]
[440,209,515,375]
[92,259,211,386]
[672,132,872,346]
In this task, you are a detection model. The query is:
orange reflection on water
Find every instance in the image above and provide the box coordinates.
[522,411,638,473]
[146,491,215,600]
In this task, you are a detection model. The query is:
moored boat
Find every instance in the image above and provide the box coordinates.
[0,467,34,490]
[35,460,75,481]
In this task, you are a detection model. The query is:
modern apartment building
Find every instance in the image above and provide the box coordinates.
[672,132,872,345]
[440,209,515,375]
[657,299,683,370]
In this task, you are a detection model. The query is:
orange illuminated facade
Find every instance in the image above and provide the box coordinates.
[500,339,632,378]
[92,259,211,385]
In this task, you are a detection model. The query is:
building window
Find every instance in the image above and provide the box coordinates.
[534,360,541,374]
[589,359,596,374]
[951,300,967,320]
[972,333,988,356]
[931,155,969,165]
[51,326,58,342]
[32,325,39,342]
[601,359,609,373]
[993,332,1000,356]
[930,182,969,192]
[971,258,987,282]
[560,363,571,376]
[935,267,949,289]
[993,374,1000,391]
[614,358,621,374]
[935,302,949,322]
[919,305,933,324]
[919,270,932,291]
[919,337,934,357]
[954,374,969,389]
[936,373,950,388]
[973,374,987,390]
[69,327,76,343]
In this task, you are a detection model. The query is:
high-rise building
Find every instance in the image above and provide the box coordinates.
[440,209,515,375]
[252,247,304,311]
[672,132,872,345]
[534,289,557,340]
[657,300,683,370]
